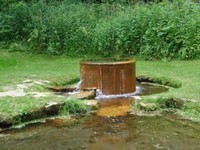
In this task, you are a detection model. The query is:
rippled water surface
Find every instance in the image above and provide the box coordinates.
[1,112,200,150]
[0,84,199,150]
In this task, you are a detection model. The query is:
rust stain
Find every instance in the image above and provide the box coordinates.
[80,59,136,95]
[96,98,132,117]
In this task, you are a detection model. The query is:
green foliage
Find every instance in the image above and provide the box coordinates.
[0,1,32,41]
[0,0,200,59]
[179,102,200,121]
[59,99,89,115]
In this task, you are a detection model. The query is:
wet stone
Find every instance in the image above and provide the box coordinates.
[44,102,61,115]
[138,102,158,111]
[83,100,98,107]
[48,86,77,93]
[67,90,96,100]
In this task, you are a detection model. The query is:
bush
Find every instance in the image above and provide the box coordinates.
[0,0,200,59]
[0,2,32,41]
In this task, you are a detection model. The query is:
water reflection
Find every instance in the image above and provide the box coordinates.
[138,82,169,96]
[0,84,199,150]
[95,82,169,99]
[1,113,200,150]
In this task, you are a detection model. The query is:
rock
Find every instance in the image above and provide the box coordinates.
[23,79,33,83]
[68,90,96,100]
[34,81,45,85]
[132,96,142,104]
[0,117,13,128]
[83,100,98,106]
[179,98,197,103]
[138,102,147,108]
[0,90,26,97]
[82,87,97,92]
[45,102,58,108]
[138,102,158,111]
[45,102,61,115]
[133,96,142,100]
[48,86,77,93]
[28,92,52,98]
[37,79,50,84]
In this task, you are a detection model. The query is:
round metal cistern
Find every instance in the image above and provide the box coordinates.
[80,58,136,95]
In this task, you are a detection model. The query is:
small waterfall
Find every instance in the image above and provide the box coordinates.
[95,85,141,100]
[74,80,82,90]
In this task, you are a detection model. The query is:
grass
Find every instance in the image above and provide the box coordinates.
[137,61,200,101]
[136,61,200,121]
[0,50,90,126]
[0,96,90,126]
[0,50,81,87]
[59,99,89,115]
[0,50,200,124]
[0,96,52,122]
[178,103,200,122]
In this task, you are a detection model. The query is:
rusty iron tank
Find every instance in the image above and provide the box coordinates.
[80,58,136,95]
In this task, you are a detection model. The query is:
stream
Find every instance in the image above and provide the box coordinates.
[0,111,200,150]
[0,83,200,150]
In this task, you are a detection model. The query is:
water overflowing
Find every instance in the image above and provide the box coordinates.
[1,93,200,150]
[95,86,141,99]
[74,80,82,90]
[64,81,169,99]
[1,81,193,150]
[95,82,168,99]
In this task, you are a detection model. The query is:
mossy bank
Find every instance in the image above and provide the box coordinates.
[0,51,200,128]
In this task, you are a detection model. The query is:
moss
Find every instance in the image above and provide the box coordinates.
[178,102,200,122]
[134,97,200,122]
[0,97,90,128]
[137,75,182,88]
[59,99,90,115]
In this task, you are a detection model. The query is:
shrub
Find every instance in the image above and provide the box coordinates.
[0,2,32,41]
[0,0,200,59]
